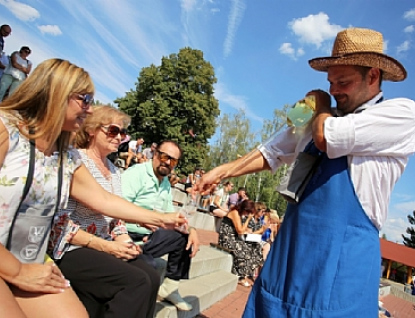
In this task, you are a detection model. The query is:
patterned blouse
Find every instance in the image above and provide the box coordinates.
[0,110,81,248]
[50,150,127,259]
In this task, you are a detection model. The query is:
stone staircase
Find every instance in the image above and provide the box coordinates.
[155,184,238,317]
[155,244,237,318]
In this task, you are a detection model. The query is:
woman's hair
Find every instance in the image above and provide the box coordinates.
[268,209,280,223]
[75,105,130,149]
[236,199,256,216]
[0,58,94,153]
[254,201,266,212]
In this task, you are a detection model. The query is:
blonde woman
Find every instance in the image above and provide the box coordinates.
[0,59,184,318]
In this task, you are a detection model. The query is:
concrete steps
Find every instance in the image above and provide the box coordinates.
[155,242,238,317]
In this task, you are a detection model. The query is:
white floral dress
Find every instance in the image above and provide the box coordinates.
[0,111,82,256]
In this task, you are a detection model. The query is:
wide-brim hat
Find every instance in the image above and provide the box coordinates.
[309,28,407,82]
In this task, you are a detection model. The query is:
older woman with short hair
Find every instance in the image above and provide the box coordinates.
[50,105,160,318]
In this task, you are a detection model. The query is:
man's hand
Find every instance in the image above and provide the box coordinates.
[143,223,159,232]
[306,89,332,114]
[194,168,221,196]
[7,263,70,294]
[160,213,187,230]
[186,228,200,258]
[307,89,332,152]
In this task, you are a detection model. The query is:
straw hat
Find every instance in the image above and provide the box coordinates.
[309,28,406,82]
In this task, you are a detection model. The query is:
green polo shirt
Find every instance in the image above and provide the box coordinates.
[121,160,174,235]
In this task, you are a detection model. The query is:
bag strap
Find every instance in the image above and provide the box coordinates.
[6,139,35,249]
[6,141,64,249]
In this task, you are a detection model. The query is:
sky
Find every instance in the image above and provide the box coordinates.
[1,0,415,244]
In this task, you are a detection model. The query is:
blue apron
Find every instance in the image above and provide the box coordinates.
[243,148,380,317]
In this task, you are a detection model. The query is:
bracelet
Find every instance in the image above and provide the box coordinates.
[188,226,196,232]
[85,234,94,247]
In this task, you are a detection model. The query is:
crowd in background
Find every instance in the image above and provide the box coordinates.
[0,24,32,102]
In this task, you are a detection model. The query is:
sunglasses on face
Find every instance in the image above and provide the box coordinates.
[101,124,128,140]
[157,150,179,167]
[74,94,94,109]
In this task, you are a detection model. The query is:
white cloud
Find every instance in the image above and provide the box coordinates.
[223,0,246,57]
[279,43,305,60]
[0,0,40,21]
[37,25,62,36]
[404,25,414,33]
[397,40,410,54]
[393,200,415,213]
[381,217,407,243]
[382,201,415,243]
[403,8,415,21]
[383,39,389,54]
[289,12,342,48]
[180,0,197,12]
[215,82,263,124]
[297,47,305,57]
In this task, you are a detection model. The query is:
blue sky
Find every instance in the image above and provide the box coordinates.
[1,0,415,243]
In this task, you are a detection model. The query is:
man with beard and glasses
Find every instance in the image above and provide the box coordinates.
[197,28,415,317]
[122,140,199,311]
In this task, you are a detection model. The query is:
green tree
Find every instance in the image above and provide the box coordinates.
[205,105,291,216]
[116,47,220,176]
[402,210,415,248]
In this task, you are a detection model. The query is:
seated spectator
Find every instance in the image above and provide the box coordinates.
[209,181,233,217]
[0,58,183,318]
[0,46,32,101]
[247,202,267,235]
[49,105,172,318]
[142,142,157,160]
[122,140,200,311]
[169,170,180,187]
[200,186,215,211]
[228,186,248,210]
[218,200,263,287]
[0,51,9,78]
[107,134,130,169]
[185,167,202,193]
[126,137,145,167]
[261,209,280,261]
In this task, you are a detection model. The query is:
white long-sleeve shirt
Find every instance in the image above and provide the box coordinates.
[259,92,415,230]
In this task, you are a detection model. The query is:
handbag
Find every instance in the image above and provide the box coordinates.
[6,140,63,263]
[276,141,322,204]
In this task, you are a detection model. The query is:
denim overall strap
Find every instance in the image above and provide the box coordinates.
[243,149,380,317]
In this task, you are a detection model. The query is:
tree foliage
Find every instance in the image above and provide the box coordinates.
[402,210,415,248]
[115,47,220,176]
[206,105,291,216]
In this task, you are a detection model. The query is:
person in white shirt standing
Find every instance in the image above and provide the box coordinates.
[0,46,32,101]
[197,27,415,317]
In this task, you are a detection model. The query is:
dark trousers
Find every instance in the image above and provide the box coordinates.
[130,228,191,280]
[57,248,160,318]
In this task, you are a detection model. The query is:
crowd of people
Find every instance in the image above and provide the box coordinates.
[1,25,415,318]
[0,24,32,102]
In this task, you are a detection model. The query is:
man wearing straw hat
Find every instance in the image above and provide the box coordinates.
[197,27,415,317]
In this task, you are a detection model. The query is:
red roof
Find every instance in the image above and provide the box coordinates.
[380,238,415,267]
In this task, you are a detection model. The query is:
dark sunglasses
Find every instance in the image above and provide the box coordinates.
[74,94,94,109]
[157,150,179,167]
[101,124,128,140]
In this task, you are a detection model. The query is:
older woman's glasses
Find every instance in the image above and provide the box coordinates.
[73,94,94,110]
[101,124,128,140]
[157,150,179,167]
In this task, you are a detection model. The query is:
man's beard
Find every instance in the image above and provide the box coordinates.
[156,164,171,177]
